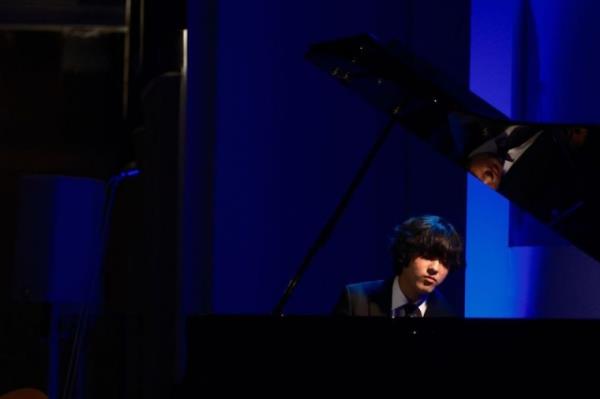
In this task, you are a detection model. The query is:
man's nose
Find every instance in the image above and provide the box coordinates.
[428,260,440,274]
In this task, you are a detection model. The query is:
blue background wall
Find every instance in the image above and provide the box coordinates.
[470,0,600,124]
[186,0,471,315]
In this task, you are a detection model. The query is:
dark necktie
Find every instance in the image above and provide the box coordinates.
[398,303,422,318]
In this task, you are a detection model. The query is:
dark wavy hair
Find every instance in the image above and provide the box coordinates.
[390,215,463,275]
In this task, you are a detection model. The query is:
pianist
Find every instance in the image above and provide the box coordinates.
[333,215,463,317]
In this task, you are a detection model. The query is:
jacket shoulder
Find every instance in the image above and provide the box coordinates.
[346,280,387,296]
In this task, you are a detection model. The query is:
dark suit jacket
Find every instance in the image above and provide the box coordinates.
[499,129,576,223]
[333,279,456,317]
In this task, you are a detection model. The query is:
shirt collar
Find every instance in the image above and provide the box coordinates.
[391,275,428,317]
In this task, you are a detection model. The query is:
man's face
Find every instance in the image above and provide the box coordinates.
[398,256,449,301]
[468,153,503,190]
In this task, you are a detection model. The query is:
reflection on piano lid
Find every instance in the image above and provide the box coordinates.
[306,33,600,262]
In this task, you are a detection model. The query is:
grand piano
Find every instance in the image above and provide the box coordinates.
[182,34,600,389]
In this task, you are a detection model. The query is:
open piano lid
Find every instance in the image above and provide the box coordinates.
[305,33,600,263]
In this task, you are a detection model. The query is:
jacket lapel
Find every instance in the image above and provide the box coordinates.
[368,278,394,317]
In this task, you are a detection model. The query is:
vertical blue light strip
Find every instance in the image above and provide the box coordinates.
[465,175,512,317]
[466,176,542,318]
[467,0,532,318]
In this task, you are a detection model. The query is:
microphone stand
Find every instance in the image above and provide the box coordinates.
[272,107,407,316]
[61,168,140,399]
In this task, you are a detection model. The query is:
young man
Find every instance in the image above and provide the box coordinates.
[333,215,463,317]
